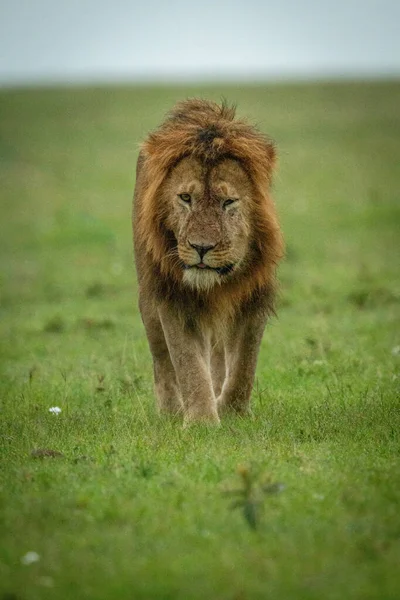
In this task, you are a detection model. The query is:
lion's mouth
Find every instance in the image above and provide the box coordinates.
[184,263,234,276]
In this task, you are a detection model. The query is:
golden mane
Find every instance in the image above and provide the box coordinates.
[134,99,283,319]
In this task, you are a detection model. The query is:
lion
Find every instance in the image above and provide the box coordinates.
[133,99,283,425]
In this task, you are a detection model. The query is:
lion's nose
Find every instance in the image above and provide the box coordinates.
[189,242,216,260]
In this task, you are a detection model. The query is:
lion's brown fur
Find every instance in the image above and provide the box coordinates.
[133,98,283,324]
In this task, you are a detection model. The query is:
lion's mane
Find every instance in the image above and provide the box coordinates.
[133,99,283,321]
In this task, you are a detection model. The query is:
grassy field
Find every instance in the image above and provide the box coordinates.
[0,81,399,599]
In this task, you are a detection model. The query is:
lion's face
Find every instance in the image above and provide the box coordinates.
[163,156,253,291]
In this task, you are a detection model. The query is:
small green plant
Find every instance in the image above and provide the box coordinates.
[225,465,285,530]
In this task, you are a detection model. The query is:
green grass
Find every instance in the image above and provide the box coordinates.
[0,81,399,600]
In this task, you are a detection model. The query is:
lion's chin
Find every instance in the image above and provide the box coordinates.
[182,266,226,292]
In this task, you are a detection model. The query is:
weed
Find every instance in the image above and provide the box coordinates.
[225,465,285,530]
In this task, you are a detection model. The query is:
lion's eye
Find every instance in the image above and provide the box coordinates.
[179,193,192,204]
[223,199,236,209]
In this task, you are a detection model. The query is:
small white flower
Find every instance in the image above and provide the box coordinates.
[48,406,62,414]
[312,493,325,501]
[21,551,40,565]
[392,346,400,356]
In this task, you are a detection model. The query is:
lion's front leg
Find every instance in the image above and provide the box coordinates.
[153,350,182,416]
[158,305,219,425]
[139,299,182,415]
[218,312,267,415]
[210,337,226,398]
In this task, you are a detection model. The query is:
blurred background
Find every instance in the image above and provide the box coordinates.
[1,0,400,86]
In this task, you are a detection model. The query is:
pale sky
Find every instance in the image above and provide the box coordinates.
[0,0,399,85]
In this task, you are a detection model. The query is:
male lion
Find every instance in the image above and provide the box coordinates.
[133,99,283,425]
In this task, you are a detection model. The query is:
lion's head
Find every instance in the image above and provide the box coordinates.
[134,99,283,314]
[161,155,254,291]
